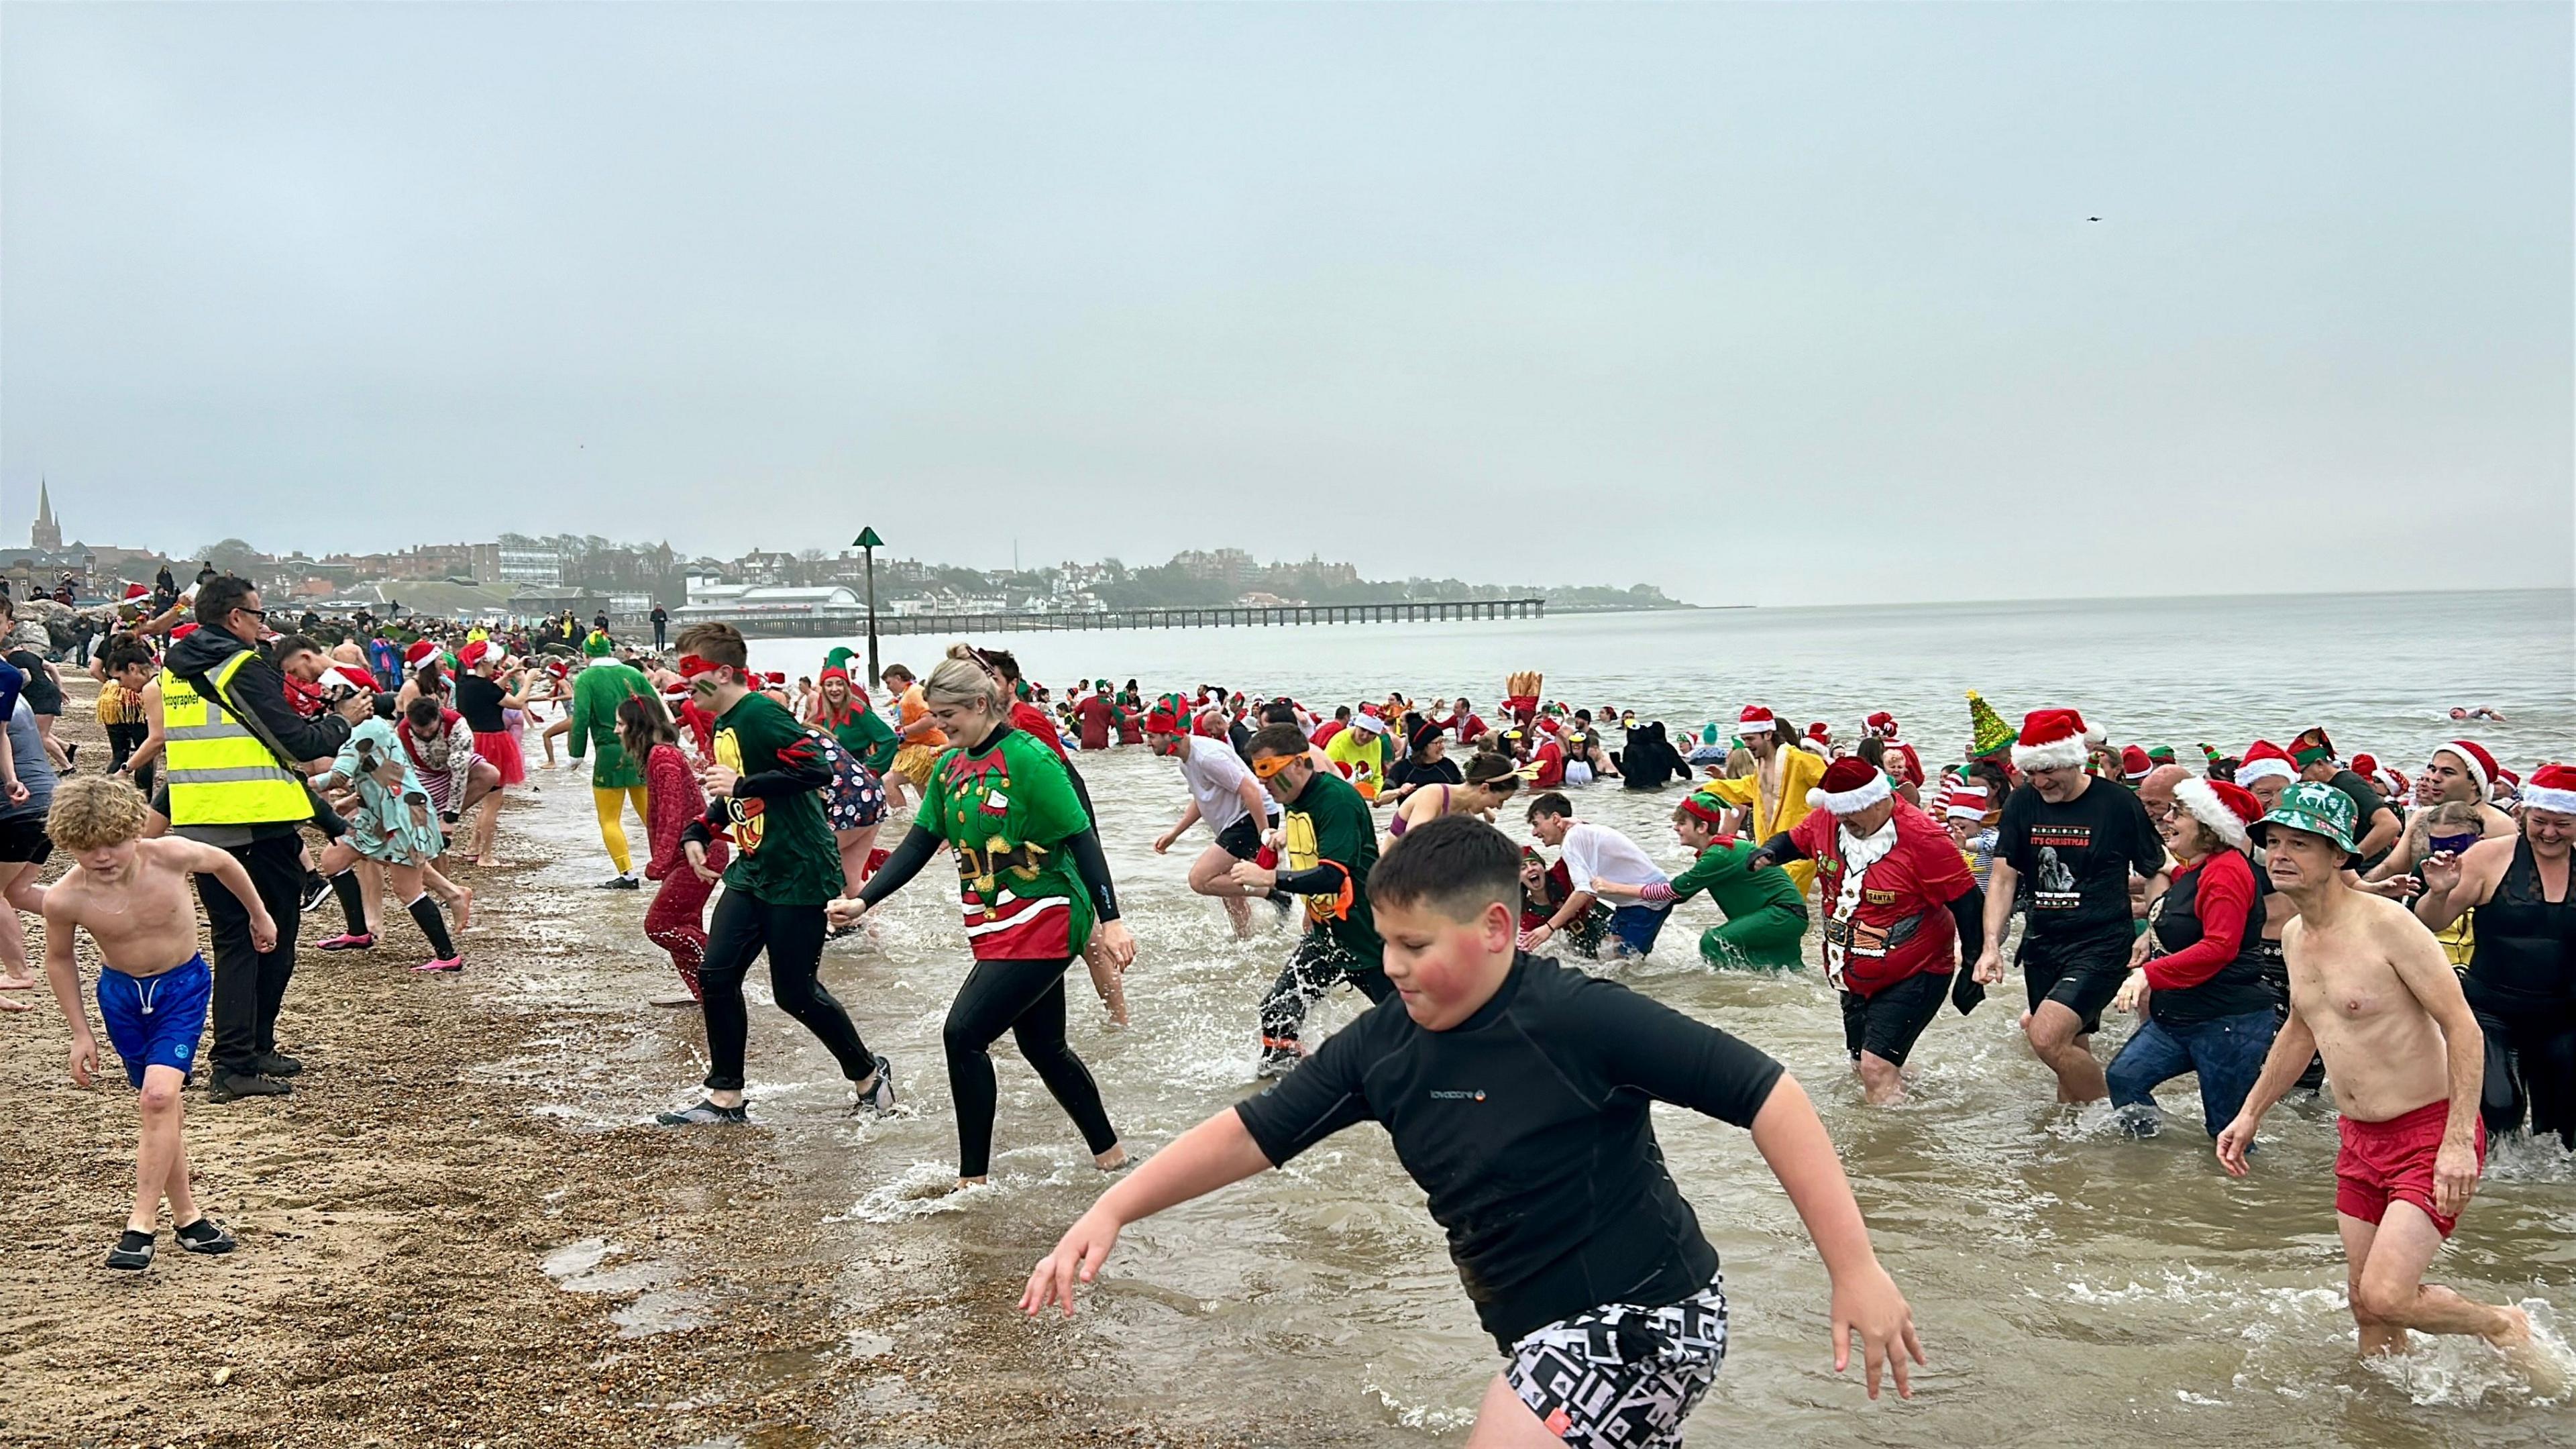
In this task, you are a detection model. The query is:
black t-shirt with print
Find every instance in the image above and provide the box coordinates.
[1996,777,2165,941]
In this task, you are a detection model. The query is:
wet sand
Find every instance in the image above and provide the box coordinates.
[3,684,1254,1448]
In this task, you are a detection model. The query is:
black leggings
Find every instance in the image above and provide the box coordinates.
[945,956,1118,1179]
[698,890,874,1093]
[2474,1004,2576,1150]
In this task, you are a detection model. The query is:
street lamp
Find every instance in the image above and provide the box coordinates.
[853,527,883,682]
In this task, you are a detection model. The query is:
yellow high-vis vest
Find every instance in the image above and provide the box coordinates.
[161,651,313,826]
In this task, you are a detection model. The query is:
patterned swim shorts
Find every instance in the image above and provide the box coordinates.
[1505,1276,1727,1449]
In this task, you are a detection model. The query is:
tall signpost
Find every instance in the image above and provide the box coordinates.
[854,527,884,684]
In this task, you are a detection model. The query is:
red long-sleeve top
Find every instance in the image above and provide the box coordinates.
[2142,849,2256,991]
[643,742,727,882]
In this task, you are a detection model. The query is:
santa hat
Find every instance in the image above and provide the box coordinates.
[124,582,150,600]
[1866,710,1898,737]
[1807,756,1894,815]
[170,623,199,640]
[2121,745,2153,782]
[405,639,439,665]
[2493,767,2521,800]
[2011,709,2089,773]
[2235,740,2297,788]
[2524,763,2576,815]
[1941,780,1990,821]
[1737,704,1775,735]
[1966,690,2015,760]
[1805,720,1831,743]
[2434,740,2499,799]
[2171,777,2261,853]
[324,662,382,694]
[456,641,490,672]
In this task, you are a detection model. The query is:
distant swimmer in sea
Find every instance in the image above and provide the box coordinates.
[2449,706,2508,722]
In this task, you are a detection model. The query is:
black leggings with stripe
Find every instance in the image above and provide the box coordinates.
[946,955,1118,1179]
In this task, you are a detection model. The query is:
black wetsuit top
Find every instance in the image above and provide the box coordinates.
[1234,951,1782,1348]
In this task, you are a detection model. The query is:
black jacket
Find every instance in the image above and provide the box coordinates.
[164,627,352,767]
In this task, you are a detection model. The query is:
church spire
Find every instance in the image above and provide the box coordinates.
[30,476,62,550]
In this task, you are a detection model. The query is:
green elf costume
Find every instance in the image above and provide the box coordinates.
[1640,792,1811,969]
[568,656,656,882]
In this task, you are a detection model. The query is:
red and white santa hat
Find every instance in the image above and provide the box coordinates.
[2121,745,2153,782]
[1806,755,1893,816]
[2432,739,2500,799]
[124,582,150,600]
[2235,739,2297,788]
[1866,710,1898,738]
[1805,720,1831,743]
[457,640,490,672]
[2011,709,2090,773]
[323,662,381,695]
[2524,763,2576,815]
[1737,704,1774,735]
[2171,777,2261,852]
[170,622,199,640]
[404,639,440,665]
[1941,779,1990,821]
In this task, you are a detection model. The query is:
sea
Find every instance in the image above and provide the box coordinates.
[515,588,2571,1445]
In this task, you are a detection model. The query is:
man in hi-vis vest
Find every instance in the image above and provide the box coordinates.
[159,578,353,1101]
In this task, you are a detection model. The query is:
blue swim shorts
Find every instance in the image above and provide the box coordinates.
[96,953,213,1089]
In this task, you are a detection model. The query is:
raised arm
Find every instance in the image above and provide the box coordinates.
[1019,1108,1275,1318]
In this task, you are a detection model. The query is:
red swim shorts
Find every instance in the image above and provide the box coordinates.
[2334,1099,2487,1239]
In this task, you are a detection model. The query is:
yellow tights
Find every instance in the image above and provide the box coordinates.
[594,786,651,874]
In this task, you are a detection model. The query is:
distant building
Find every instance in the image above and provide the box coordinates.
[28,478,62,551]
[1173,547,1256,586]
[672,584,863,623]
[498,541,564,586]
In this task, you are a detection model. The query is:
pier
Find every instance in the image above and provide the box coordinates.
[693,597,1547,640]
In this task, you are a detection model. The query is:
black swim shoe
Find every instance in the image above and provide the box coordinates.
[301,873,333,914]
[253,1052,303,1077]
[1256,1046,1301,1080]
[655,1098,748,1126]
[174,1217,236,1255]
[207,1071,290,1102]
[849,1055,896,1118]
[598,873,642,891]
[105,1229,155,1271]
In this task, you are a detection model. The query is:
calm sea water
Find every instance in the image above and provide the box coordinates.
[515,590,2569,1445]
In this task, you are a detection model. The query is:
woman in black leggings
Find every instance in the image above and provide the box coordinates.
[832,656,1133,1189]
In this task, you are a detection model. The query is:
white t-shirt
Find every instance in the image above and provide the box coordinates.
[1182,735,1268,835]
[1558,822,1670,907]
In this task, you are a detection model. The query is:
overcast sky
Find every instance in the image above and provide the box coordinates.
[5,3,2569,604]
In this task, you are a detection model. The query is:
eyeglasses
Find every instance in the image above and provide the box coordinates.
[233,607,267,621]
[1250,753,1303,780]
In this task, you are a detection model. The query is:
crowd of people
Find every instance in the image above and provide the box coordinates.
[5,573,2569,1446]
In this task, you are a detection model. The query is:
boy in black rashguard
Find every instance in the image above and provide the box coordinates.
[1024,815,1923,1448]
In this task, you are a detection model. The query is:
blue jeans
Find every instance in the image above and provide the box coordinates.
[1606,904,1670,958]
[2107,1008,2281,1138]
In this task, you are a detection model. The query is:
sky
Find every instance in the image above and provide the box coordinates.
[4,3,2569,606]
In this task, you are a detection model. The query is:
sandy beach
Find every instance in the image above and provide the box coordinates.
[3,681,1260,1449]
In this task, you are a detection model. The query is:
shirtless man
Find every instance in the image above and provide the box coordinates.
[2216,784,2532,1364]
[2362,741,2518,895]
[40,776,268,1269]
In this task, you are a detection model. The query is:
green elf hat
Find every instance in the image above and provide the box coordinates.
[582,630,614,658]
[2251,780,2360,865]
[824,645,855,672]
[1966,690,2015,760]
[2147,745,2176,766]
[2289,727,2335,769]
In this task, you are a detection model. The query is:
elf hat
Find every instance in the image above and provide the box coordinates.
[1941,780,1990,821]
[2121,745,2153,782]
[1966,691,2016,760]
[2524,763,2576,816]
[2236,740,2297,788]
[2433,740,2500,798]
[582,632,614,657]
[1738,704,1776,734]
[1144,708,1182,736]
[2011,709,2089,773]
[1678,792,1731,828]
[818,666,849,685]
[2290,727,2336,770]
[1866,710,1898,737]
[1807,755,1893,815]
[2147,745,2177,765]
[2172,777,2261,852]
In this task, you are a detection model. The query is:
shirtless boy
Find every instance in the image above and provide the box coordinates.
[2214,783,2531,1363]
[40,776,271,1269]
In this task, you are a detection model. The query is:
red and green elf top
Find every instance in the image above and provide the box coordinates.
[920,727,1095,959]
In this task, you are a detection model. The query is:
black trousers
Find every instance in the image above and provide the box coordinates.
[945,955,1119,1179]
[199,832,307,1075]
[697,889,873,1093]
[1259,931,1395,1048]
